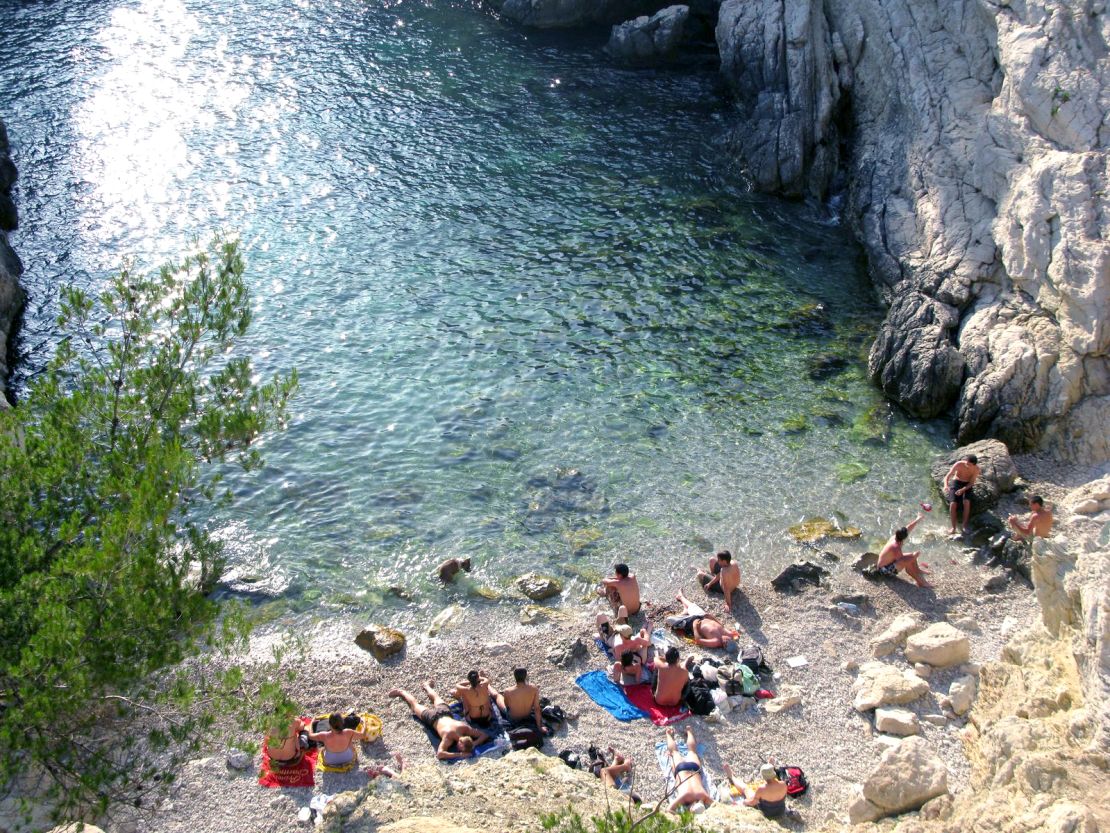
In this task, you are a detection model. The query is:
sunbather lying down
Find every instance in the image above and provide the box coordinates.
[666,725,713,813]
[587,745,642,804]
[389,681,489,760]
[666,591,740,650]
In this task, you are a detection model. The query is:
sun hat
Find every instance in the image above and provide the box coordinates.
[760,763,778,782]
[616,624,634,638]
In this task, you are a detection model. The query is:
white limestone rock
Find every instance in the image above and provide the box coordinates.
[870,613,926,658]
[848,737,950,823]
[905,623,971,668]
[949,674,979,716]
[875,707,920,736]
[853,661,930,712]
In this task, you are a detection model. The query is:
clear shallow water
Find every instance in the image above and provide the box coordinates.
[1,0,950,626]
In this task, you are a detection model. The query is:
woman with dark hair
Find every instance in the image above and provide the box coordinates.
[452,670,494,726]
[307,712,360,768]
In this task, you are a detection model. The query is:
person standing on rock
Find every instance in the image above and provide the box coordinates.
[389,682,489,760]
[696,550,742,608]
[943,454,980,536]
[1007,495,1054,539]
[598,563,641,619]
[875,514,932,588]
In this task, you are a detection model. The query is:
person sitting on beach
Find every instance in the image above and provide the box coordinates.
[724,762,788,818]
[494,667,547,735]
[667,591,740,650]
[664,726,713,813]
[875,513,932,588]
[265,715,306,767]
[1008,495,1054,539]
[389,682,490,761]
[654,647,689,707]
[696,550,742,607]
[944,454,981,536]
[452,670,494,726]
[307,712,361,768]
[598,563,641,619]
[612,649,651,686]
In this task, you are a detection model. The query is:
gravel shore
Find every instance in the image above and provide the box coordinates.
[133,498,1047,833]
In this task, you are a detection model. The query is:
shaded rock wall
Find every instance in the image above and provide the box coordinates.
[0,118,24,408]
[715,0,1109,463]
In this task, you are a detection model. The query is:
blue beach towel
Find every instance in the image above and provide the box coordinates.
[654,739,721,803]
[412,702,508,764]
[575,669,650,722]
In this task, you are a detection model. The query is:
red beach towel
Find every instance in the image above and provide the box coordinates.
[623,684,690,726]
[258,742,318,788]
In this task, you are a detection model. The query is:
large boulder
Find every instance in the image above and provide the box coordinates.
[929,440,1019,515]
[1058,476,1110,516]
[516,572,563,601]
[607,6,690,64]
[848,737,950,823]
[354,625,406,661]
[853,661,930,712]
[870,613,926,658]
[905,623,970,668]
[869,292,966,419]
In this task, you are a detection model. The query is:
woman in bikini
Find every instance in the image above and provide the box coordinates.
[265,715,306,767]
[665,725,714,813]
[307,713,360,768]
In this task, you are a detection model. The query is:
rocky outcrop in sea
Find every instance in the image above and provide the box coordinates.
[489,0,1109,464]
[715,0,1109,463]
[0,117,23,408]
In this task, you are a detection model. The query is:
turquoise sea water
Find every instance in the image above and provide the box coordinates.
[0,0,950,626]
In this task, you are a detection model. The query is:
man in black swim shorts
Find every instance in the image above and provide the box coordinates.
[943,454,980,535]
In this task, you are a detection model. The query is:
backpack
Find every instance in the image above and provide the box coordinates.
[718,663,760,697]
[776,765,809,797]
[741,645,774,676]
[684,680,716,716]
[508,725,544,751]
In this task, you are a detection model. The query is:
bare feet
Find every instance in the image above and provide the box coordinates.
[392,752,405,772]
[666,726,676,738]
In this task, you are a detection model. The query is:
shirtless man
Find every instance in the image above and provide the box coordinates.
[390,682,489,761]
[667,591,740,650]
[1008,495,1054,539]
[944,454,981,535]
[875,513,931,588]
[598,563,641,619]
[664,726,714,813]
[265,715,305,767]
[452,670,494,726]
[697,550,742,608]
[494,667,544,733]
[653,647,689,707]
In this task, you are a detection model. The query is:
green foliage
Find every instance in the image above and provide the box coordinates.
[541,807,706,833]
[0,239,297,819]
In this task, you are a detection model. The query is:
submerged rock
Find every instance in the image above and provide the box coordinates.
[516,572,563,601]
[807,352,850,380]
[355,625,406,661]
[787,517,862,542]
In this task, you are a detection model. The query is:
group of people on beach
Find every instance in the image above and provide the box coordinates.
[266,454,1054,816]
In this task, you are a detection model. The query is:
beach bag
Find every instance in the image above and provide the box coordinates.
[541,699,568,725]
[741,645,773,676]
[776,765,809,797]
[724,664,760,695]
[558,749,582,770]
[508,725,544,751]
[685,680,716,716]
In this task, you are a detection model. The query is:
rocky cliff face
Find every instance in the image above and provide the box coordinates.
[0,117,24,408]
[716,0,1109,464]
